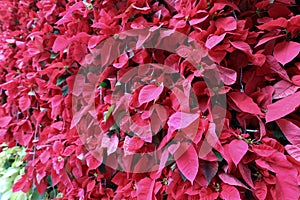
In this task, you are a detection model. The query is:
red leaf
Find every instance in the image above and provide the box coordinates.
[175,144,199,183]
[189,15,209,26]
[276,119,300,145]
[101,134,118,155]
[273,80,299,100]
[255,34,285,48]
[52,36,69,52]
[266,92,300,122]
[123,136,144,155]
[55,2,84,25]
[138,84,164,105]
[0,116,12,127]
[220,184,241,200]
[199,161,218,184]
[273,41,300,65]
[88,35,105,49]
[215,17,237,31]
[218,66,237,85]
[86,154,102,170]
[199,123,223,159]
[267,56,291,81]
[50,95,63,119]
[12,174,32,193]
[276,173,300,200]
[292,75,300,86]
[62,145,76,157]
[167,112,199,133]
[87,180,96,192]
[254,181,267,200]
[285,144,300,162]
[230,41,252,54]
[136,178,155,200]
[113,53,129,69]
[228,140,248,166]
[229,92,262,114]
[19,95,31,112]
[238,163,254,188]
[219,173,249,189]
[40,150,50,164]
[257,17,288,31]
[205,33,226,49]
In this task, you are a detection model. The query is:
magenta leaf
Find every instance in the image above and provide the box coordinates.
[285,144,300,162]
[274,41,300,65]
[219,173,249,189]
[273,80,299,100]
[138,84,164,105]
[228,139,248,166]
[205,33,226,49]
[229,92,262,114]
[52,36,69,52]
[276,119,300,145]
[220,184,241,200]
[266,92,300,122]
[175,144,199,183]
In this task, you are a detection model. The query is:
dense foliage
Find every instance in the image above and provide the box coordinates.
[0,0,300,199]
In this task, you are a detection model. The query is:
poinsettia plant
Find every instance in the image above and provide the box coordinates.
[0,0,300,199]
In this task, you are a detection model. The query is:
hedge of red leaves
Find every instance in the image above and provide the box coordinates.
[1,0,300,199]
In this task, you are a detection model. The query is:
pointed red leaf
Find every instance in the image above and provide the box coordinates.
[19,95,31,112]
[238,163,254,188]
[266,92,300,122]
[0,116,12,127]
[52,36,69,52]
[276,119,300,145]
[218,66,237,85]
[136,178,155,200]
[205,33,226,49]
[255,34,285,48]
[219,173,249,189]
[254,181,267,200]
[220,184,241,200]
[123,136,144,155]
[12,174,32,193]
[215,17,237,31]
[228,139,248,166]
[285,144,300,162]
[273,80,299,100]
[229,92,262,114]
[257,17,288,31]
[274,41,300,65]
[167,112,199,133]
[86,154,102,170]
[138,84,163,105]
[176,145,199,183]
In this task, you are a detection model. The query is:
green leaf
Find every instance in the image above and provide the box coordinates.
[46,176,53,186]
[179,171,187,182]
[56,74,69,86]
[170,163,176,171]
[0,177,12,193]
[62,85,69,97]
[98,164,106,174]
[31,187,45,200]
[3,168,18,178]
[213,149,223,162]
[103,105,115,122]
[10,192,27,200]
[99,82,108,88]
[50,52,58,59]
